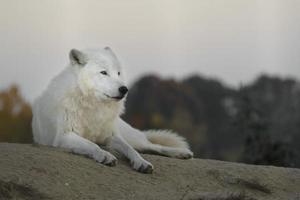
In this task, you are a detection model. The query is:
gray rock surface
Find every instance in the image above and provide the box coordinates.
[0,143,299,200]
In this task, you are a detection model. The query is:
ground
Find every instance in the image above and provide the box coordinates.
[0,143,299,200]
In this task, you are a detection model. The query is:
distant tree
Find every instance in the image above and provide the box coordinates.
[236,90,295,167]
[0,85,32,143]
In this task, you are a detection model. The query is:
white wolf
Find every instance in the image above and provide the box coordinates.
[32,47,193,173]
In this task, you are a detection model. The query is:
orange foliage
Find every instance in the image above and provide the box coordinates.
[0,85,32,143]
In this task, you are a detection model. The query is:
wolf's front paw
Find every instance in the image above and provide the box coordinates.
[131,158,153,174]
[93,150,117,166]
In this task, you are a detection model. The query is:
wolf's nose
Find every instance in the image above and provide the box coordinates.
[119,86,128,95]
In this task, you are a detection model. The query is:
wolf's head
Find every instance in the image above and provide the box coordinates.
[69,47,128,102]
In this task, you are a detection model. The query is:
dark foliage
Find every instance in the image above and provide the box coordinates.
[123,74,300,168]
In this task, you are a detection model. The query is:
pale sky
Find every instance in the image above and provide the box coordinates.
[0,0,300,102]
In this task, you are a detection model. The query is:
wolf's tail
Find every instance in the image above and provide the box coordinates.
[144,130,190,149]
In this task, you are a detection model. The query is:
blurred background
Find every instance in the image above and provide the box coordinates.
[0,0,300,168]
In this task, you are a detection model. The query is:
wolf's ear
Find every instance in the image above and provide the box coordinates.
[104,46,118,59]
[69,49,87,65]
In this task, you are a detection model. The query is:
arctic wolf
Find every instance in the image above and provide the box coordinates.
[32,47,193,173]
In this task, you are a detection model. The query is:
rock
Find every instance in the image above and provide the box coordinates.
[0,143,299,200]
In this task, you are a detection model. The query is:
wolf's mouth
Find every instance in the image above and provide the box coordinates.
[104,94,124,100]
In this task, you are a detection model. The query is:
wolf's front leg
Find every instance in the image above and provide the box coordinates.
[54,132,117,166]
[110,134,153,173]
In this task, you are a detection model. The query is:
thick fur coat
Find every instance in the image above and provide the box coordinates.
[32,47,193,173]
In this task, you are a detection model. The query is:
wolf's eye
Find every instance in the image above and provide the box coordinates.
[100,71,108,75]
[118,72,121,76]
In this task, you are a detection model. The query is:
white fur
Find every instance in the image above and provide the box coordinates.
[32,47,193,173]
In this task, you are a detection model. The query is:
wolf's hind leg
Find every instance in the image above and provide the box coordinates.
[118,118,193,159]
[137,143,193,159]
[54,132,117,166]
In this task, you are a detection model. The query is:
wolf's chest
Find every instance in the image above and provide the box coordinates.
[68,105,118,143]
